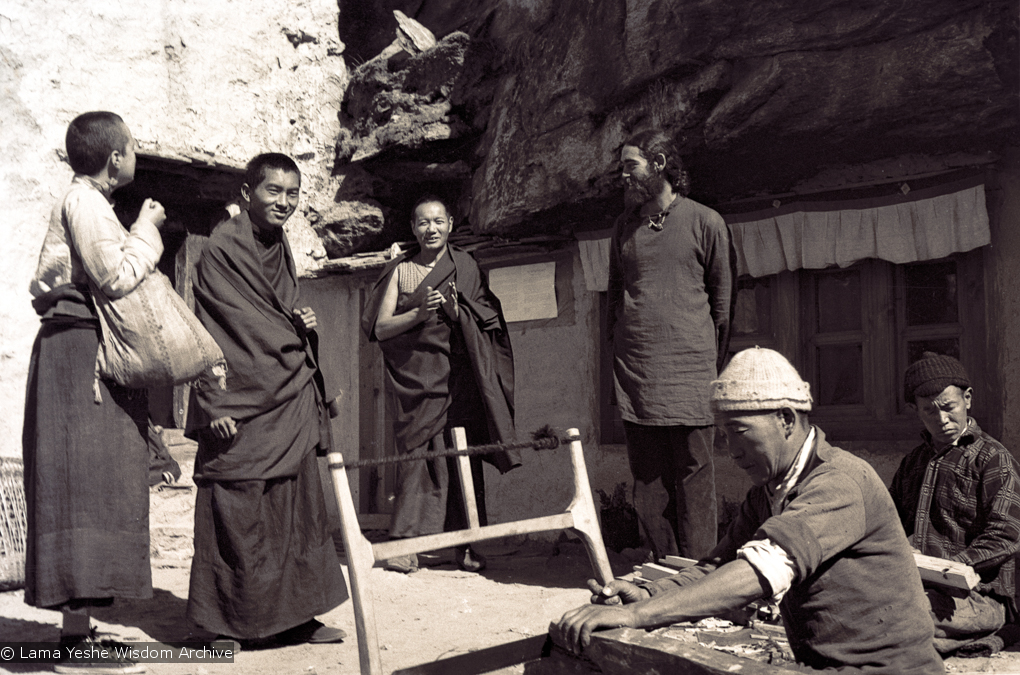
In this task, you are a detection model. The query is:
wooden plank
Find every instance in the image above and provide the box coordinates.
[863,259,896,420]
[661,555,698,570]
[373,513,576,560]
[524,645,601,675]
[773,271,799,366]
[562,430,615,587]
[453,428,481,530]
[914,552,980,590]
[633,562,682,581]
[358,284,392,517]
[577,230,611,292]
[583,627,802,675]
[302,276,364,531]
[750,621,788,640]
[328,452,383,675]
[171,233,208,428]
[959,247,996,435]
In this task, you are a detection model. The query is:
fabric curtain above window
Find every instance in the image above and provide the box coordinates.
[725,175,990,278]
[576,228,613,292]
[574,174,990,291]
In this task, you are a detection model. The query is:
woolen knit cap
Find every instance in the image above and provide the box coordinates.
[903,351,970,404]
[710,347,812,413]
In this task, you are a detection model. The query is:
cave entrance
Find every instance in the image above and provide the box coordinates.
[112,154,244,429]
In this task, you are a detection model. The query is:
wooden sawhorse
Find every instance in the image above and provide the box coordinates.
[327,427,613,675]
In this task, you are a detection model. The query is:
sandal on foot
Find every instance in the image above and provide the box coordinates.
[54,635,146,674]
[383,553,419,574]
[456,545,486,572]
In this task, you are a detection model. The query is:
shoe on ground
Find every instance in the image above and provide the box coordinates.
[212,636,243,653]
[54,635,145,674]
[276,619,347,645]
[222,634,279,651]
[456,545,486,572]
[383,553,419,574]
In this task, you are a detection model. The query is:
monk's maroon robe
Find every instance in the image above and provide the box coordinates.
[186,212,347,639]
[362,246,518,467]
[361,246,519,537]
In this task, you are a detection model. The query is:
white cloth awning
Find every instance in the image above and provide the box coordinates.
[577,229,613,292]
[726,176,990,278]
[576,175,991,290]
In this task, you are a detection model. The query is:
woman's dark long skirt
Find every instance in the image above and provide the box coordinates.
[22,310,152,609]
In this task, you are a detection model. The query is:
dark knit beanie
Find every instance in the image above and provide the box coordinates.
[903,352,971,404]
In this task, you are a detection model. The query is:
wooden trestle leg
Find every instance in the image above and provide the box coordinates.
[562,430,614,586]
[328,426,614,675]
[327,450,383,675]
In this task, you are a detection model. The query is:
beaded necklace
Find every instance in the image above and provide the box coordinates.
[643,195,681,231]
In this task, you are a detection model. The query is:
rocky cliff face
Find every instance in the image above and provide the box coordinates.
[323,0,1018,254]
[1,0,347,458]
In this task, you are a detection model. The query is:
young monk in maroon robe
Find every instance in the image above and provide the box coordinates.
[186,153,347,647]
[361,195,519,573]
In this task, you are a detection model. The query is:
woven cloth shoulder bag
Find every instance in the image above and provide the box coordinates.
[88,269,226,390]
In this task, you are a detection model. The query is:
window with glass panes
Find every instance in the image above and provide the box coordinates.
[896,260,966,414]
[805,267,866,409]
[724,250,986,440]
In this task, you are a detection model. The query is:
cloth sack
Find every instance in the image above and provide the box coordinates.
[89,269,226,390]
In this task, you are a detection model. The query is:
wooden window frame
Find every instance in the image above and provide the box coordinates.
[893,252,990,420]
[722,250,983,442]
[802,259,900,437]
[799,252,984,441]
[602,250,987,443]
[728,271,799,368]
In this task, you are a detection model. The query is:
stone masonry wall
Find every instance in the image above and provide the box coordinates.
[0,0,347,457]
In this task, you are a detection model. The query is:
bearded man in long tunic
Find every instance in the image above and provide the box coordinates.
[362,195,519,574]
[186,153,347,646]
[609,129,733,561]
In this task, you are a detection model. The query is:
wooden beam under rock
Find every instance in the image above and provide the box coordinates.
[363,160,472,181]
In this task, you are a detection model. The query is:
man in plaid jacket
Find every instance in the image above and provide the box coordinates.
[890,352,1020,657]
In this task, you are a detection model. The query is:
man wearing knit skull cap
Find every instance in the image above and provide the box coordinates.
[890,352,1020,657]
[554,348,943,673]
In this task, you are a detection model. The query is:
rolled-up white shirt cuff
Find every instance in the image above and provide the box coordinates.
[737,537,797,602]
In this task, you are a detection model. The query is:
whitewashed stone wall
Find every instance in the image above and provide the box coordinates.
[0,0,348,457]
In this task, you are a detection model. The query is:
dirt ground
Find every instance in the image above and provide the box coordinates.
[4,454,1020,675]
[0,453,616,675]
[0,541,599,675]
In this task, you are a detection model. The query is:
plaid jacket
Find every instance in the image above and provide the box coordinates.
[890,418,1020,604]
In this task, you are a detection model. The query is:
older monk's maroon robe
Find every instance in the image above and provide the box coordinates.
[362,246,519,537]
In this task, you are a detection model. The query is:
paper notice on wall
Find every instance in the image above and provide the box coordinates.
[488,261,557,323]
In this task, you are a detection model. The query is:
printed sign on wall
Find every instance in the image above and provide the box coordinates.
[488,262,558,323]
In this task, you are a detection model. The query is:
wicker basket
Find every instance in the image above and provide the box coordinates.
[0,457,26,591]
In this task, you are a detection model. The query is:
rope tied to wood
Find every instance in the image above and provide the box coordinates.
[333,425,579,470]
